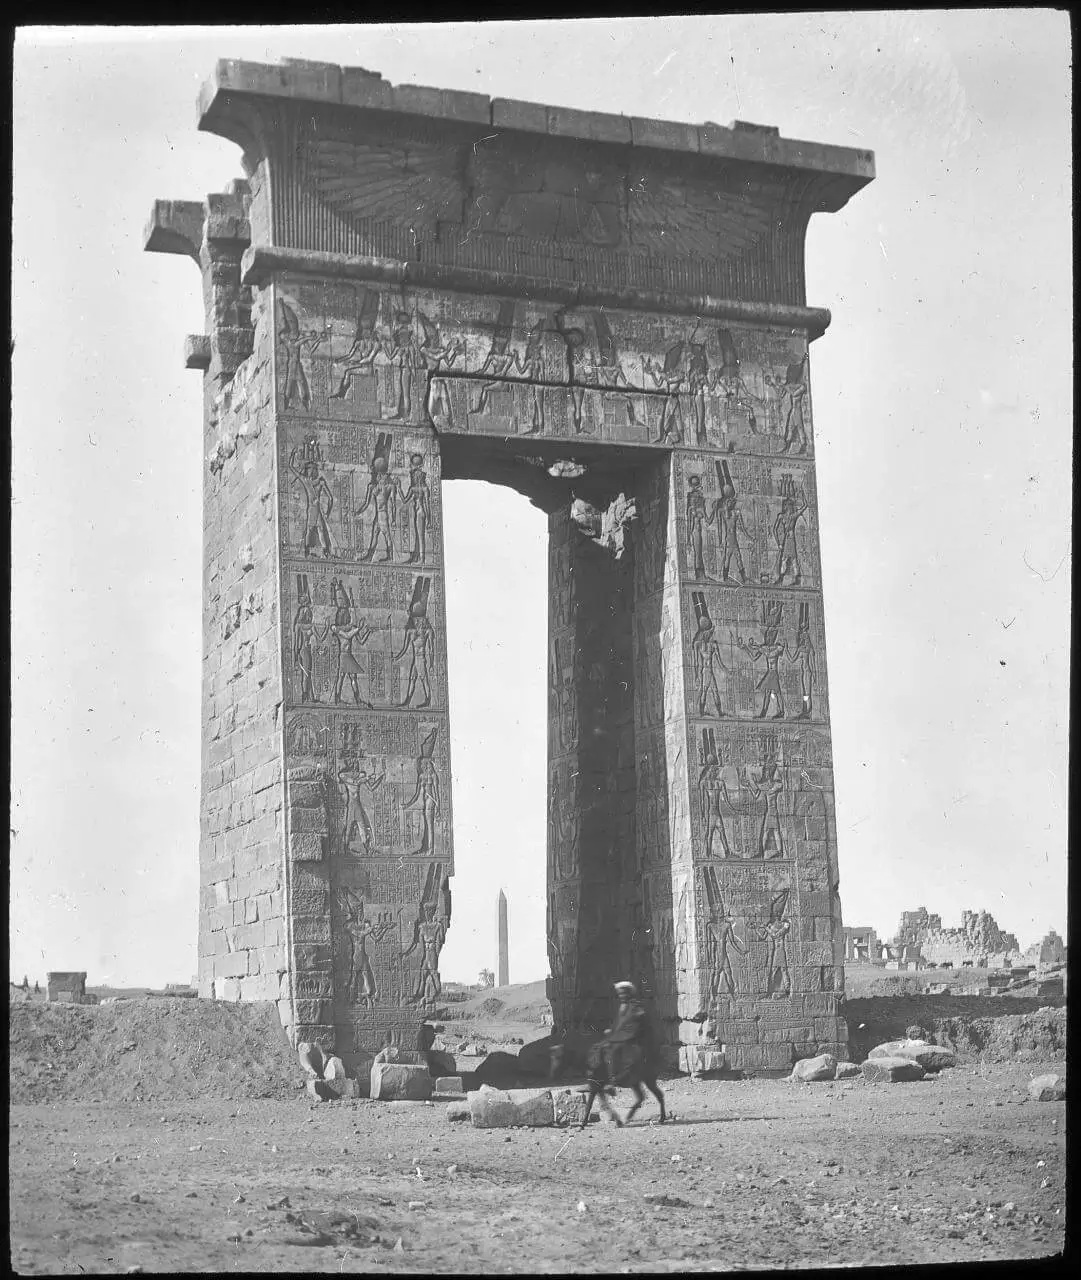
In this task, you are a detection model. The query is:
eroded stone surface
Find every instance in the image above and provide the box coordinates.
[790,1053,837,1083]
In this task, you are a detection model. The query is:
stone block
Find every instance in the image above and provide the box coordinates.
[446,1100,471,1122]
[1027,1073,1066,1102]
[288,831,325,862]
[869,1040,956,1072]
[214,950,249,979]
[834,1062,861,1080]
[468,1085,555,1129]
[547,105,632,145]
[861,1056,926,1083]
[790,1053,837,1083]
[491,97,548,133]
[433,1075,464,1094]
[370,1063,433,1101]
[629,115,699,153]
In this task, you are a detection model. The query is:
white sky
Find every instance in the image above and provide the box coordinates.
[11,14,1071,988]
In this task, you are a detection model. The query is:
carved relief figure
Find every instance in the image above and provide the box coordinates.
[400,453,431,565]
[318,578,374,706]
[685,340,710,445]
[407,727,441,856]
[417,309,464,426]
[337,886,397,1009]
[358,433,398,563]
[645,340,687,444]
[709,460,752,585]
[737,601,786,719]
[515,318,548,435]
[772,486,808,585]
[384,309,423,420]
[747,752,786,860]
[292,574,318,702]
[551,638,578,752]
[395,577,436,708]
[338,753,385,856]
[764,356,809,454]
[289,440,335,559]
[329,286,381,400]
[786,602,817,720]
[685,474,709,580]
[690,593,729,718]
[548,771,579,882]
[551,309,591,434]
[472,300,519,415]
[697,727,735,859]
[701,866,747,1000]
[753,889,792,997]
[405,899,447,1007]
[278,298,325,410]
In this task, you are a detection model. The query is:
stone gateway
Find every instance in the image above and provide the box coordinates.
[145,59,874,1075]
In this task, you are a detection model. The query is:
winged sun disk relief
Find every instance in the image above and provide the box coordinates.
[304,134,781,257]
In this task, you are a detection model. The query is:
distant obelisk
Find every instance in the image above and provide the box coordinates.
[497,890,509,988]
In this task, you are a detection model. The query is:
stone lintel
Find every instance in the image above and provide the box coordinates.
[240,244,834,339]
[143,199,205,261]
[196,57,875,201]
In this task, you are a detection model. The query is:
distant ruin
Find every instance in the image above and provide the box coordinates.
[843,908,1064,972]
[45,972,98,1005]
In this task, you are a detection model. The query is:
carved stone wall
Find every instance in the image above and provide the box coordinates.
[148,59,872,1074]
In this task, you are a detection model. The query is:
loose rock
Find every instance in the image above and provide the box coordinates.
[1027,1073,1066,1102]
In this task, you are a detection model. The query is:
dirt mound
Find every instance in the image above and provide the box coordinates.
[9,997,302,1104]
[845,995,1067,1063]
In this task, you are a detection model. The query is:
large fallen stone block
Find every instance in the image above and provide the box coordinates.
[1028,1073,1066,1102]
[468,1084,555,1128]
[370,1062,433,1101]
[861,1056,927,1083]
[869,1040,956,1072]
[790,1053,837,1083]
[446,1100,471,1122]
[834,1061,862,1080]
[434,1076,465,1094]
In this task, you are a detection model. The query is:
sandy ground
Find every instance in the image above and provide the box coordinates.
[9,1060,1065,1274]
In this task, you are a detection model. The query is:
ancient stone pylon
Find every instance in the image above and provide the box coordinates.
[145,59,874,1074]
